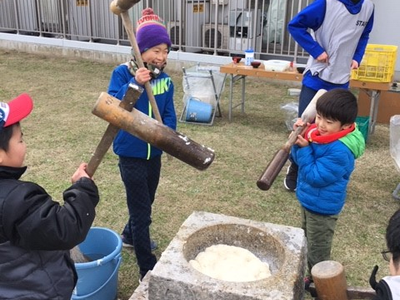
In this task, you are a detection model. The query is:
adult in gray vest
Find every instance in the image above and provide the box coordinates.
[284,0,374,192]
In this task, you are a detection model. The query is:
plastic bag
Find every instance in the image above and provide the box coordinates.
[182,65,225,107]
[390,115,400,172]
[281,102,299,131]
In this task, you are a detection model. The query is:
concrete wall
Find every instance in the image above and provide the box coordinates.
[368,0,400,80]
[0,33,233,73]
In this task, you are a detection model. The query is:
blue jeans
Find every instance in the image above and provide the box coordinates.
[288,85,319,167]
[119,156,160,279]
[298,85,318,117]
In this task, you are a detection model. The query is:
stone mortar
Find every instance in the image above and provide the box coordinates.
[140,211,306,300]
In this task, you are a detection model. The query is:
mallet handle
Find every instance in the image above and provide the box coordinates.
[256,89,327,191]
[120,11,162,123]
[119,10,173,160]
[86,84,143,177]
[256,125,306,191]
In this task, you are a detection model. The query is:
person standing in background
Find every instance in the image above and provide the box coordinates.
[284,0,374,192]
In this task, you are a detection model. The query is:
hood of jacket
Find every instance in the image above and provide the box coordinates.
[338,0,365,14]
[339,125,366,159]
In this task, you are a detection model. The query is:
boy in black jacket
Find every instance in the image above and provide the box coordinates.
[0,94,99,299]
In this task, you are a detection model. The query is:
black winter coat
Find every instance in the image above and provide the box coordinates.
[0,166,99,300]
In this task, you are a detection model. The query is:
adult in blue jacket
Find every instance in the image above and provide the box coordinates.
[290,89,365,288]
[107,8,176,280]
[285,0,374,192]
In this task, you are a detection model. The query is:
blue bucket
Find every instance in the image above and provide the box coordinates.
[186,97,212,123]
[72,257,121,300]
[72,227,122,300]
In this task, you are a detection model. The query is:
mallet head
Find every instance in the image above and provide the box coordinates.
[110,0,140,15]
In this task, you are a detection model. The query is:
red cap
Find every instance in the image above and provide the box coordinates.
[0,93,33,129]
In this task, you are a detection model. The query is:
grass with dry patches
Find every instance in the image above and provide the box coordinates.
[1,49,399,299]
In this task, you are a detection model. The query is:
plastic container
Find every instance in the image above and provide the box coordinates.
[351,44,398,82]
[185,97,213,123]
[72,227,122,299]
[356,116,370,142]
[390,115,400,172]
[390,115,400,200]
[244,49,254,66]
[288,88,301,96]
[263,60,290,72]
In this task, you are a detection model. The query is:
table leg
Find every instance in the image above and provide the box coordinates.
[368,90,381,135]
[241,75,246,113]
[229,74,233,122]
[229,74,247,121]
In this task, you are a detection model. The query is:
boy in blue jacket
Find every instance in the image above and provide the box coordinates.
[0,94,99,299]
[107,8,176,280]
[290,89,365,288]
[285,0,374,191]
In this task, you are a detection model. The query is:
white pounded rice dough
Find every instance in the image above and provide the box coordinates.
[189,244,272,282]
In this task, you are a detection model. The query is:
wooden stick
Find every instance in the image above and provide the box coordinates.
[119,11,174,161]
[86,83,142,177]
[120,11,162,122]
[256,89,327,190]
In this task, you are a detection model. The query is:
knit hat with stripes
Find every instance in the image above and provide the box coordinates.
[136,8,171,53]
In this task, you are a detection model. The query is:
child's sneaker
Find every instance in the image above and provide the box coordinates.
[121,235,158,251]
[150,240,158,251]
[284,163,298,192]
[121,235,134,248]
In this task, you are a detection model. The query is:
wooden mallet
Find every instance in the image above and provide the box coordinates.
[256,89,327,190]
[308,261,376,299]
[109,0,163,123]
[86,83,143,177]
[311,260,349,300]
[92,92,215,171]
[109,0,140,14]
[71,84,143,263]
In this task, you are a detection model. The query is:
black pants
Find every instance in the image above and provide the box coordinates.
[119,156,160,278]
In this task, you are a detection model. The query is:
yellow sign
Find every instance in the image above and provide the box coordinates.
[193,4,204,13]
[76,0,88,6]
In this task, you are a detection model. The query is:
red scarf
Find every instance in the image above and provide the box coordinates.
[304,123,355,144]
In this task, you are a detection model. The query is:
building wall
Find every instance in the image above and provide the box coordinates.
[368,0,400,79]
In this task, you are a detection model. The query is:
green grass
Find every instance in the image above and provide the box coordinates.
[1,49,399,299]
